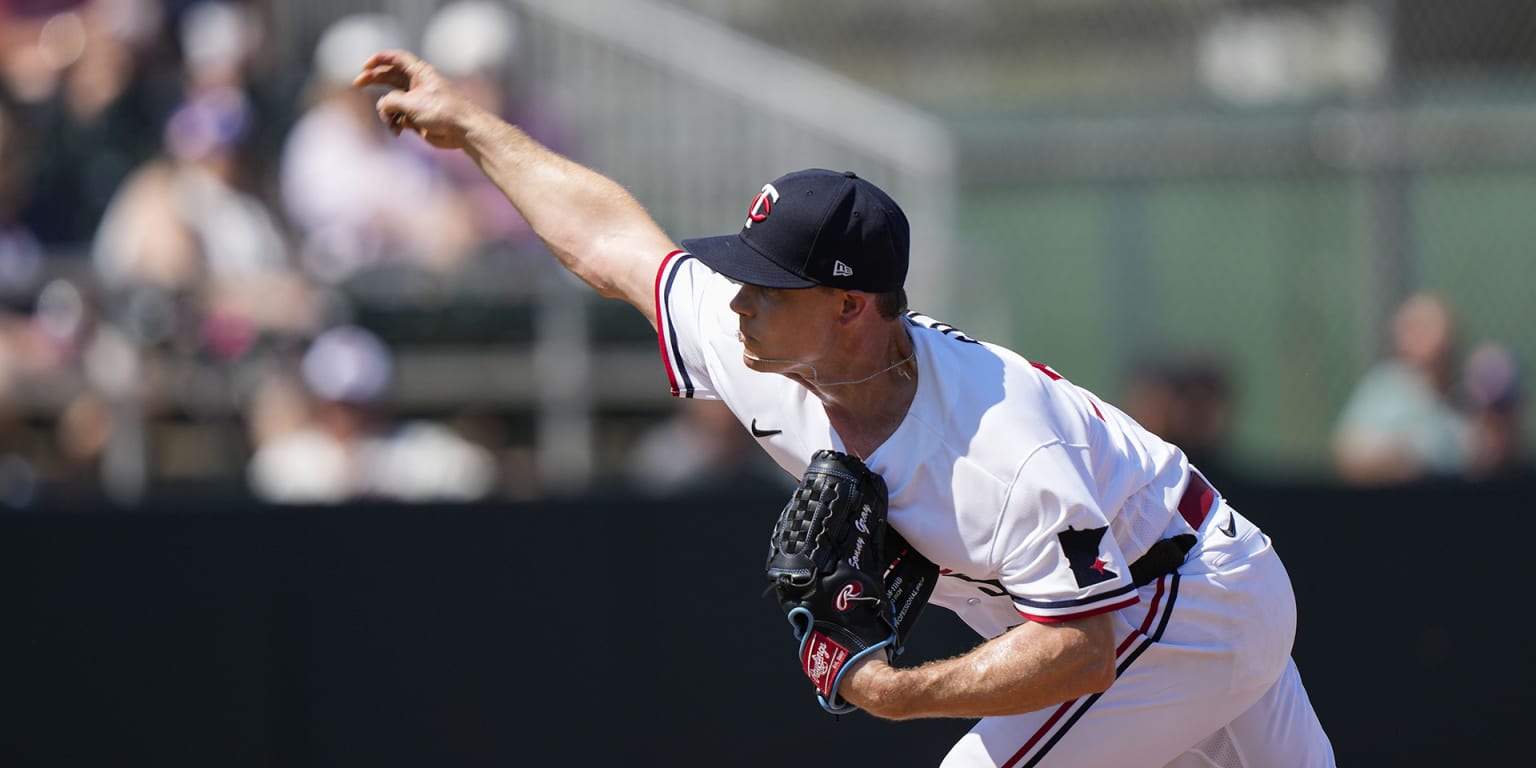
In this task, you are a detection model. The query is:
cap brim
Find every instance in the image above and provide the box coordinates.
[680,234,817,289]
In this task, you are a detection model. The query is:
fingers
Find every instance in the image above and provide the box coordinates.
[352,49,431,91]
[374,91,414,136]
[359,49,420,76]
[355,50,430,136]
[355,51,466,148]
[353,64,410,91]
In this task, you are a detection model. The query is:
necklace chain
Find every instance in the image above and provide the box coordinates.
[813,350,916,387]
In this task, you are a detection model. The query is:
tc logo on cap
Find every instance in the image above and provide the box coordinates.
[744,183,780,229]
[681,168,909,291]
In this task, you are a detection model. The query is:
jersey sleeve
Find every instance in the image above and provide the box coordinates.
[994,443,1140,623]
[653,250,738,400]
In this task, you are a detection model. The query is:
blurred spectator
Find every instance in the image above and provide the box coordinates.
[53,388,113,495]
[92,85,282,289]
[0,319,39,509]
[1459,341,1525,479]
[625,399,795,498]
[177,0,262,95]
[243,363,345,502]
[0,100,45,309]
[1164,354,1237,484]
[446,404,544,500]
[1119,358,1179,441]
[1121,353,1238,484]
[410,0,573,269]
[3,276,132,502]
[4,0,178,249]
[89,84,323,361]
[278,13,473,286]
[1333,291,1472,485]
[246,324,497,503]
[175,0,295,175]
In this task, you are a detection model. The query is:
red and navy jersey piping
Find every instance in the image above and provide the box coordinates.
[1000,574,1180,767]
[654,250,696,398]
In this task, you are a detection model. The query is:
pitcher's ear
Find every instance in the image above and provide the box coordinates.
[839,290,870,324]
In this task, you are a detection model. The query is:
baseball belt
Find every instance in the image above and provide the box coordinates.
[1128,470,1217,587]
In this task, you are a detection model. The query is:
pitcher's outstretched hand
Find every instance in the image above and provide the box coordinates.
[353,49,479,150]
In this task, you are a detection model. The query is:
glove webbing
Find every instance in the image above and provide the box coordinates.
[769,468,861,589]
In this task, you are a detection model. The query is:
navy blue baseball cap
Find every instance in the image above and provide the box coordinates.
[681,169,910,292]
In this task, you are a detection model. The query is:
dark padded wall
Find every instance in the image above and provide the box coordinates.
[3,476,1530,766]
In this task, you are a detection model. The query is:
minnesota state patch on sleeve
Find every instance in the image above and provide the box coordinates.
[1057,526,1118,588]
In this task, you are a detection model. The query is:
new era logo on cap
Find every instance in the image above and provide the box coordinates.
[681,169,910,292]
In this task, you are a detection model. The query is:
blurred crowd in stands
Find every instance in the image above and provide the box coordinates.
[0,0,1526,511]
[0,0,589,507]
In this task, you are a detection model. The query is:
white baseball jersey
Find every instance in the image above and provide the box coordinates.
[654,250,1336,767]
[656,250,1194,637]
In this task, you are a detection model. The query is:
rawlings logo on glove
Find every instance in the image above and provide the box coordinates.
[834,583,865,612]
[765,449,938,714]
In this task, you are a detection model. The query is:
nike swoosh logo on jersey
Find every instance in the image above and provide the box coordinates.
[750,419,782,438]
[1218,511,1237,537]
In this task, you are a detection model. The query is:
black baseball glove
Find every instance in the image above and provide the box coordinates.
[765,449,938,714]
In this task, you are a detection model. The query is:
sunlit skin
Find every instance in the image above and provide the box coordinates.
[843,612,1117,720]
[729,283,846,385]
